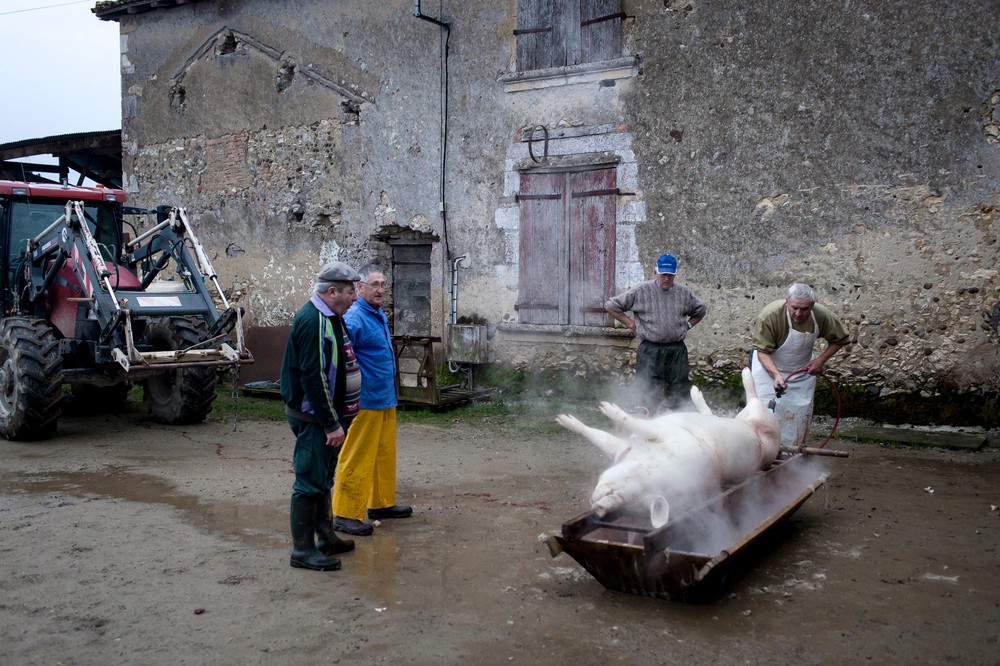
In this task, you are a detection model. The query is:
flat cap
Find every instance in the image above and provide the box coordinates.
[317,261,361,283]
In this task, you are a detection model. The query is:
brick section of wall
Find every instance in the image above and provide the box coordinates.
[202,134,252,194]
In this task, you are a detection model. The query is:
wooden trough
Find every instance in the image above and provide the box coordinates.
[546,453,832,601]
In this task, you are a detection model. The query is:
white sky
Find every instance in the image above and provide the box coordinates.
[0,0,121,145]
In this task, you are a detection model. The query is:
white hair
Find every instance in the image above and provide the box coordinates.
[786,283,816,303]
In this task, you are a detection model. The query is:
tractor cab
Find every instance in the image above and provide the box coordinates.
[0,181,126,316]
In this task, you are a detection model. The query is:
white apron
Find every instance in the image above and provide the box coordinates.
[751,309,818,447]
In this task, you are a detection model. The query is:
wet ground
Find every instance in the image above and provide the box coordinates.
[1,402,998,665]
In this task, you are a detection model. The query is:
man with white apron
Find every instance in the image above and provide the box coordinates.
[750,283,851,447]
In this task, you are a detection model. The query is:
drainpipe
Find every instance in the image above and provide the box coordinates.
[449,254,470,325]
[413,1,452,262]
[448,253,471,376]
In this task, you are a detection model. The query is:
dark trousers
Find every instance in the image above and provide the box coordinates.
[635,340,691,413]
[288,416,352,497]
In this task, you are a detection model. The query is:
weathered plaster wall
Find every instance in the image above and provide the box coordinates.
[117,1,458,328]
[112,0,1000,415]
[487,0,1000,407]
[617,0,1000,402]
[126,123,363,324]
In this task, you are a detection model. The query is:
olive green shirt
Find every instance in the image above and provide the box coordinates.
[752,299,851,354]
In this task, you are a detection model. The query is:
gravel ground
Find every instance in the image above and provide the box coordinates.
[1,398,998,665]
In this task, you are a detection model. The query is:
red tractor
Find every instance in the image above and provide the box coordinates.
[0,180,252,440]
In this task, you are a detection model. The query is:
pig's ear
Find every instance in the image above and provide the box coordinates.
[649,495,670,528]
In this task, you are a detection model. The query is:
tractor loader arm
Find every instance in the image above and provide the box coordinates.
[24,201,252,374]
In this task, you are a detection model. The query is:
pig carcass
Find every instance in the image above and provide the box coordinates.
[556,367,780,527]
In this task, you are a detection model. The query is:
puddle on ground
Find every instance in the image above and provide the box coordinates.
[350,531,402,602]
[0,466,284,548]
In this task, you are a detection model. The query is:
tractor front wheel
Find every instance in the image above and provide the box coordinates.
[142,317,218,425]
[0,317,63,440]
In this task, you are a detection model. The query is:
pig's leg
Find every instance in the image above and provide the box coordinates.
[598,401,665,441]
[690,386,713,415]
[741,366,763,406]
[556,413,630,461]
[597,401,632,423]
[734,367,781,464]
[735,366,771,421]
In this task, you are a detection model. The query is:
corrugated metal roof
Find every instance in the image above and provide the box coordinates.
[0,129,121,153]
[94,0,207,21]
[0,130,122,189]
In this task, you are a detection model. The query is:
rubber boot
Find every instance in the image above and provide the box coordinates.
[289,495,340,571]
[315,491,355,556]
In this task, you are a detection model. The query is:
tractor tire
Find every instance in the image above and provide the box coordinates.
[0,317,63,440]
[141,316,218,425]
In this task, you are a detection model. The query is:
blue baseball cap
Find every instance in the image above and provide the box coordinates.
[656,254,677,275]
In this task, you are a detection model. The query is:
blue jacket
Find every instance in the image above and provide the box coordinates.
[343,297,398,409]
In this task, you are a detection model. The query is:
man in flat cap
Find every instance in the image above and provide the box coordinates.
[280,261,362,571]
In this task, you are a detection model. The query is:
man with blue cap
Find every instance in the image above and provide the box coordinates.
[605,253,707,413]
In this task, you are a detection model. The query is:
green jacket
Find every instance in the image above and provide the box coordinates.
[280,297,345,433]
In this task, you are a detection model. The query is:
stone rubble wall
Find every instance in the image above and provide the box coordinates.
[126,119,368,327]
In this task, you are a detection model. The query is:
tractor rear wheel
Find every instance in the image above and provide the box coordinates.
[142,316,218,425]
[0,317,63,440]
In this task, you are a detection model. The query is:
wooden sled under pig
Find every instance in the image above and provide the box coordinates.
[546,451,837,602]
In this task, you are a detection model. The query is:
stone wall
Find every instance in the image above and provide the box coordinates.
[106,0,1000,421]
[611,0,1000,407]
[129,120,364,325]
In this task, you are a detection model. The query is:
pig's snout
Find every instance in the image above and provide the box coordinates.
[591,488,624,517]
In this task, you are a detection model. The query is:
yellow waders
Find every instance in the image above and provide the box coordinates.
[332,408,397,521]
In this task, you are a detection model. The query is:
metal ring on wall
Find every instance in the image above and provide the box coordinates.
[526,124,549,163]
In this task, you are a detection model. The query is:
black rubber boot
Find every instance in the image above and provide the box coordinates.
[289,495,340,571]
[316,491,355,556]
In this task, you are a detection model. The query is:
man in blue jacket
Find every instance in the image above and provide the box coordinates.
[280,261,362,571]
[333,264,413,536]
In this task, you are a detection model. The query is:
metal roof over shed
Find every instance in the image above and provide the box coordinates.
[0,130,122,189]
[94,0,208,21]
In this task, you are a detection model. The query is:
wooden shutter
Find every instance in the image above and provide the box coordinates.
[392,243,432,335]
[516,0,622,71]
[580,0,623,64]
[569,168,616,327]
[516,0,562,70]
[517,172,565,324]
[517,167,617,326]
